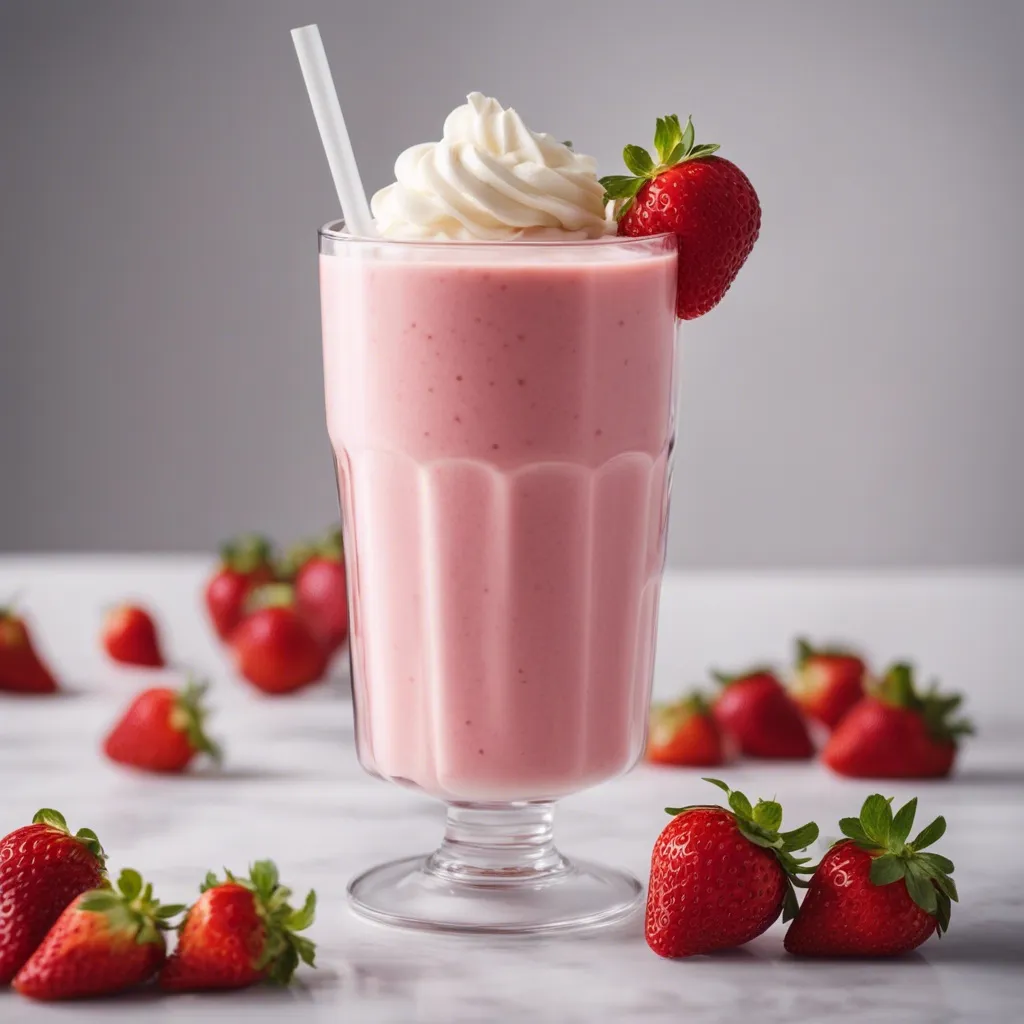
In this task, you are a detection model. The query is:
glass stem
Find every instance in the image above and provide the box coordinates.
[426,802,569,885]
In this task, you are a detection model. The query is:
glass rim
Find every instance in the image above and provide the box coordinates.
[318,219,675,251]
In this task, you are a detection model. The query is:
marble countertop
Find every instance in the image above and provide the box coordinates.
[1,558,1022,1023]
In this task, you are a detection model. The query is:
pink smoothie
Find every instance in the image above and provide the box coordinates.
[320,233,678,802]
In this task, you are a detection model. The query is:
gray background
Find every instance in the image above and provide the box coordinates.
[2,0,1022,567]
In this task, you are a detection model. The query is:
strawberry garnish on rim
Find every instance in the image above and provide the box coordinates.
[601,114,761,320]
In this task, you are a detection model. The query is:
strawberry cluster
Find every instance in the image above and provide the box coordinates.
[647,638,973,779]
[648,781,957,958]
[0,809,315,1001]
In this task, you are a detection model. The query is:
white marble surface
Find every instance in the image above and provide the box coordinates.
[1,558,1022,1023]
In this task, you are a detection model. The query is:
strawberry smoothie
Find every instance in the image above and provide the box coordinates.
[320,233,677,801]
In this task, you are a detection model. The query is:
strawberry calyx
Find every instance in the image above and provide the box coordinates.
[649,691,711,742]
[170,679,222,763]
[874,663,973,745]
[666,778,819,922]
[711,666,778,688]
[77,868,185,945]
[201,860,316,985]
[32,808,107,866]
[795,637,861,669]
[837,794,958,935]
[219,534,274,575]
[600,114,721,219]
[243,583,297,615]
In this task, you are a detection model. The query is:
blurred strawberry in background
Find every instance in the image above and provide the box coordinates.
[789,637,868,731]
[280,529,348,655]
[231,585,329,695]
[204,534,276,642]
[823,662,973,778]
[712,665,814,759]
[0,606,59,694]
[101,604,165,668]
[646,692,725,767]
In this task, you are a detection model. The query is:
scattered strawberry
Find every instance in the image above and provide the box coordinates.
[101,604,165,668]
[0,809,107,984]
[712,666,814,759]
[103,679,221,773]
[204,534,276,642]
[231,585,329,695]
[646,692,725,767]
[823,663,973,778]
[14,869,183,1000]
[789,637,868,730]
[160,860,315,991]
[785,794,956,956]
[601,114,760,319]
[0,606,59,694]
[646,778,818,958]
[283,530,348,654]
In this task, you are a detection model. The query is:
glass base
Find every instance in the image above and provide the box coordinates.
[347,802,643,934]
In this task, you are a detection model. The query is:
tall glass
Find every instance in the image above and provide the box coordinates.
[319,223,679,932]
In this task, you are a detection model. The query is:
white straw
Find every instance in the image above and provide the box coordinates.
[290,24,375,236]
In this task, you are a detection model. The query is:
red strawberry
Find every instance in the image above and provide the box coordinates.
[204,534,276,642]
[103,679,221,773]
[646,692,725,767]
[14,869,183,1000]
[601,114,761,319]
[284,530,348,654]
[0,809,107,984]
[0,606,59,694]
[785,794,956,956]
[160,860,315,991]
[823,663,973,779]
[789,637,868,730]
[101,604,165,668]
[231,586,329,695]
[647,778,818,957]
[712,667,814,759]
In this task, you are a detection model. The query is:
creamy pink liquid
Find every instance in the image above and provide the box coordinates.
[321,238,678,802]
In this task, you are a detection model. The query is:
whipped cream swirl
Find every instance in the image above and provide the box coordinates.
[370,93,613,240]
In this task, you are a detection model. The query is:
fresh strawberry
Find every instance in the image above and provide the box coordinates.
[204,534,276,642]
[646,692,724,767]
[14,868,183,1000]
[0,809,107,984]
[103,679,221,773]
[231,585,329,695]
[160,860,315,991]
[823,663,973,779]
[712,666,814,759]
[785,794,956,955]
[283,530,348,654]
[647,778,818,957]
[101,604,165,668]
[0,606,59,694]
[601,114,760,319]
[789,637,868,730]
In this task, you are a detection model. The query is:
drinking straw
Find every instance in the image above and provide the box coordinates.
[290,24,375,236]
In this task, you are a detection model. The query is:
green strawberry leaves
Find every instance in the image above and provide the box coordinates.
[220,533,274,574]
[78,868,185,945]
[201,859,316,985]
[33,808,107,866]
[839,794,958,935]
[874,663,974,745]
[172,678,222,763]
[599,114,721,219]
[668,779,820,923]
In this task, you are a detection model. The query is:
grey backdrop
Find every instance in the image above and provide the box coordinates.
[2,0,1022,567]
